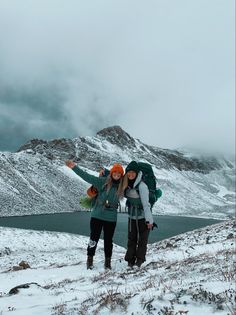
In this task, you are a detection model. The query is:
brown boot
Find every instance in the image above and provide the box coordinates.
[87,255,93,269]
[104,257,111,269]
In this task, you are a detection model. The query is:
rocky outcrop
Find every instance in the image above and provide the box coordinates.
[12,261,31,271]
[16,125,234,174]
[17,138,76,162]
[97,125,136,147]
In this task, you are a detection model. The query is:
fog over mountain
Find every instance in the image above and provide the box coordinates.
[0,0,235,155]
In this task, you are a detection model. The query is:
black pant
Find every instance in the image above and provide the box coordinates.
[87,217,116,257]
[125,218,150,264]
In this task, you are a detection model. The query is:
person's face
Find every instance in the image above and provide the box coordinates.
[127,170,137,180]
[111,171,122,180]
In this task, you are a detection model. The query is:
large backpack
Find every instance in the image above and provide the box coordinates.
[137,162,162,208]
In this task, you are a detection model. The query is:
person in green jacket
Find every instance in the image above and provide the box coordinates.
[65,160,124,270]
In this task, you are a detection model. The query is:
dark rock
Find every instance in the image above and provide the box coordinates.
[175,238,183,242]
[165,242,174,248]
[226,233,234,239]
[12,261,31,271]
[19,261,31,269]
[9,282,40,295]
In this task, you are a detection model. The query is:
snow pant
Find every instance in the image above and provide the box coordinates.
[125,218,150,264]
[87,217,116,258]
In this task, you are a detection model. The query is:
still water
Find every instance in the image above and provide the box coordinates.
[0,212,222,248]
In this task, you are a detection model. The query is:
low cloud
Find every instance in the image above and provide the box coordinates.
[0,0,234,155]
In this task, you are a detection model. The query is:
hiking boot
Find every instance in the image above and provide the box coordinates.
[128,262,134,268]
[104,257,111,269]
[87,255,93,270]
[135,259,143,268]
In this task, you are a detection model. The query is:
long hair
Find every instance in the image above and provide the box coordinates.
[122,174,129,192]
[104,175,124,199]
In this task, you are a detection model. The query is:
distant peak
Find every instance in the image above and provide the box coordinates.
[96,125,135,146]
[97,125,129,137]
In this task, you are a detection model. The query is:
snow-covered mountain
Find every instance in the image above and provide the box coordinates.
[0,126,235,218]
[0,220,235,315]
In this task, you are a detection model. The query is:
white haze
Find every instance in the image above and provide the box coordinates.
[0,0,235,155]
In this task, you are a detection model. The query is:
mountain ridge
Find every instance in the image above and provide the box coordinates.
[0,125,235,218]
[17,125,234,173]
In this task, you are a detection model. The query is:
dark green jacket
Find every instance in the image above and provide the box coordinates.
[72,165,120,222]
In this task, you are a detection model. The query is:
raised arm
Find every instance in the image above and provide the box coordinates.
[65,160,104,189]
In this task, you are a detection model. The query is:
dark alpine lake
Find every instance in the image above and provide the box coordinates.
[0,212,222,248]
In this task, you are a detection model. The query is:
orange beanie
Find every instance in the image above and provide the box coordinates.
[110,163,124,176]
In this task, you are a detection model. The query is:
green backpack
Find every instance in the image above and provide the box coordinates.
[137,162,162,208]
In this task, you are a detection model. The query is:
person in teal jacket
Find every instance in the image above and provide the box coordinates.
[65,160,124,270]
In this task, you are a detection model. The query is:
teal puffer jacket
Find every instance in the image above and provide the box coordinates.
[72,165,120,222]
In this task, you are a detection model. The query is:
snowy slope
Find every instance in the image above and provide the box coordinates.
[0,126,235,218]
[0,220,235,315]
[0,152,89,216]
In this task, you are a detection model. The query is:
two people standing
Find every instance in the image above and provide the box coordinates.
[65,160,154,270]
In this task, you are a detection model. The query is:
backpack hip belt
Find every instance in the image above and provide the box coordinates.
[95,199,119,210]
[130,204,143,210]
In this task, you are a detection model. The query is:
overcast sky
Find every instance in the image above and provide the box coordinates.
[0,0,235,155]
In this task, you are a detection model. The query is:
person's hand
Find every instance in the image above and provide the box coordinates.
[99,168,105,177]
[147,223,153,230]
[65,160,76,169]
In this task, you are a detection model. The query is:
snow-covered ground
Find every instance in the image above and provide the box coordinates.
[0,220,235,315]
